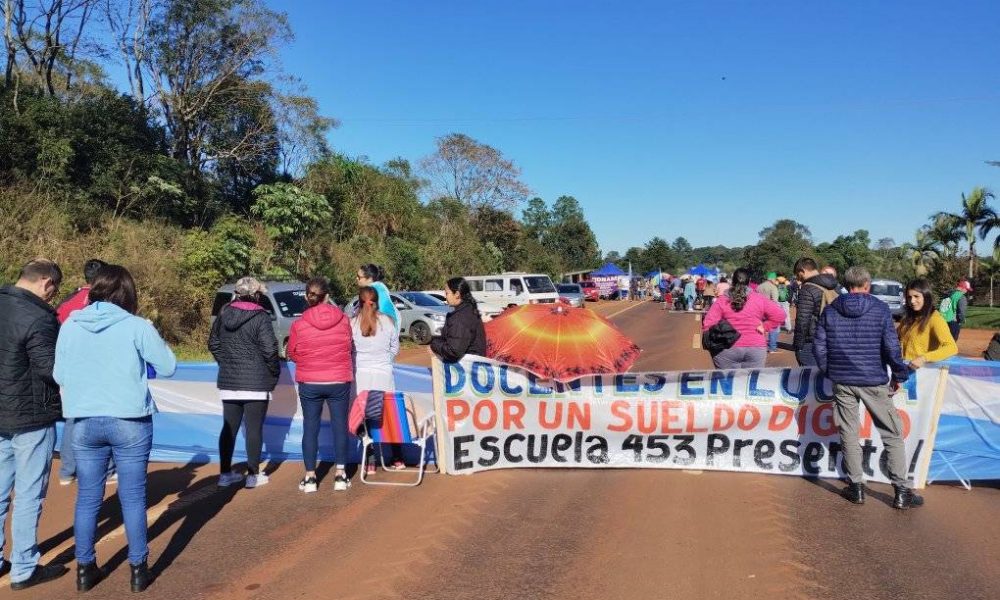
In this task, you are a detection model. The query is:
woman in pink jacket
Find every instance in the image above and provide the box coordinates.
[287,277,354,493]
[702,268,786,369]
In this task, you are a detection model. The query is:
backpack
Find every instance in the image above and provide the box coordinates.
[804,282,839,317]
[939,290,962,323]
[777,284,789,303]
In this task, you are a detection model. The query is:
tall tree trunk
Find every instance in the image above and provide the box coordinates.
[969,239,976,279]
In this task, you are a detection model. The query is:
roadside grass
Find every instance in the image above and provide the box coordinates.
[965,306,1000,330]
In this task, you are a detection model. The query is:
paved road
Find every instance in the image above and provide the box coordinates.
[5,301,998,599]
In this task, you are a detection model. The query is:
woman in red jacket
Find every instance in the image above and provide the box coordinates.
[286,277,354,493]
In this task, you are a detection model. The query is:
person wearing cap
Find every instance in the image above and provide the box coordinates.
[940,280,971,341]
[757,272,781,353]
[208,277,280,489]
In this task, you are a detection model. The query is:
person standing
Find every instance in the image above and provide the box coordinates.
[658,275,670,309]
[898,279,958,368]
[702,268,786,369]
[430,278,487,362]
[715,276,730,299]
[352,286,402,471]
[683,277,696,312]
[776,275,792,331]
[208,277,280,489]
[357,264,400,335]
[0,259,68,590]
[54,258,115,487]
[703,280,717,309]
[287,277,354,492]
[792,257,840,366]
[939,280,971,342]
[757,272,781,353]
[812,266,920,509]
[55,264,177,592]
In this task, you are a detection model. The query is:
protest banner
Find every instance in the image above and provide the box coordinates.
[431,356,947,487]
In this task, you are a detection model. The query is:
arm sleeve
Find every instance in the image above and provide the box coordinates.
[430,319,474,363]
[957,295,968,323]
[26,315,59,387]
[880,312,910,383]
[138,320,177,378]
[257,316,281,378]
[763,299,786,330]
[387,318,400,359]
[812,312,828,374]
[286,322,301,363]
[208,314,222,360]
[794,286,816,349]
[924,314,958,363]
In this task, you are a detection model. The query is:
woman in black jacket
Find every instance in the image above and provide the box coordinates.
[208,277,280,489]
[430,277,487,362]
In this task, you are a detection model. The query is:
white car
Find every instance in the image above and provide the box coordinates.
[421,290,504,322]
[344,291,449,344]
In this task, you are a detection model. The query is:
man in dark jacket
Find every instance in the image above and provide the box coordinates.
[792,257,840,367]
[813,266,920,510]
[0,259,69,589]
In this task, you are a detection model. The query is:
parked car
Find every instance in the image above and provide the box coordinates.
[421,290,504,322]
[556,283,585,308]
[212,281,317,357]
[871,279,905,318]
[344,291,450,344]
[579,280,601,302]
[462,272,559,307]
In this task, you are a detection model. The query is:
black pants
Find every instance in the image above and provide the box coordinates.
[219,400,269,475]
[948,321,961,342]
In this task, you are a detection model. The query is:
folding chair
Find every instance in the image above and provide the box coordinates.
[359,391,439,486]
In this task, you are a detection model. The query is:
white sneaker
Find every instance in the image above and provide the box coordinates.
[59,476,76,486]
[217,471,244,487]
[333,473,351,491]
[107,473,118,485]
[298,476,318,493]
[245,473,269,489]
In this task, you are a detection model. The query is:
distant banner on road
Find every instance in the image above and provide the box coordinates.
[432,357,946,487]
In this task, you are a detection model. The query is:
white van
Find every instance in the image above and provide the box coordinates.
[462,272,559,307]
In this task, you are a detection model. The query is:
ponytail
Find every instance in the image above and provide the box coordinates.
[358,286,380,337]
[729,268,751,312]
[446,277,479,314]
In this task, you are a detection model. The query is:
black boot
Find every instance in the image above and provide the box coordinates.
[893,485,924,509]
[842,482,865,505]
[77,562,104,592]
[130,562,152,593]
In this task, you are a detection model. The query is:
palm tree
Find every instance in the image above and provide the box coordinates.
[981,248,1000,307]
[924,214,962,259]
[934,186,998,278]
[909,229,941,276]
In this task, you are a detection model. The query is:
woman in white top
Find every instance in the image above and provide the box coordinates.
[351,286,402,470]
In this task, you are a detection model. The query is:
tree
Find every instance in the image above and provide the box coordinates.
[642,237,675,273]
[5,0,98,95]
[742,219,814,279]
[925,213,963,259]
[908,229,941,277]
[545,195,600,271]
[934,186,997,278]
[250,182,330,275]
[816,229,874,274]
[671,237,693,267]
[980,248,1000,307]
[521,197,550,243]
[474,206,523,271]
[419,132,530,211]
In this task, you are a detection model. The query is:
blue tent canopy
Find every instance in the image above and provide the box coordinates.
[687,264,719,277]
[644,270,660,278]
[591,263,627,276]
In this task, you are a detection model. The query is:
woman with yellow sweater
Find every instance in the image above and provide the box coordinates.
[898,279,958,368]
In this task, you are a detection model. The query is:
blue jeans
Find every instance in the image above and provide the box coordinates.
[59,418,115,480]
[298,383,351,471]
[767,327,780,352]
[0,424,56,583]
[73,417,152,566]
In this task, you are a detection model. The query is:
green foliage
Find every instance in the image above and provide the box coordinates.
[250,182,331,273]
[742,219,814,279]
[180,216,257,289]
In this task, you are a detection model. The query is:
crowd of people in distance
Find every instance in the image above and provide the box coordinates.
[0,258,486,592]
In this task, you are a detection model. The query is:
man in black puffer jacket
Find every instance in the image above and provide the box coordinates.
[813,266,918,510]
[0,259,70,589]
[208,277,280,489]
[792,257,841,366]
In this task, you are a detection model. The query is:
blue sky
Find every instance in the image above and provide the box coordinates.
[271,0,1000,255]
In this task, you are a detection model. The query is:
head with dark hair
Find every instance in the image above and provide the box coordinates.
[445,277,478,312]
[899,278,935,342]
[16,258,62,303]
[88,264,138,314]
[728,268,751,311]
[793,257,819,282]
[83,259,107,285]
[357,264,384,286]
[305,276,330,307]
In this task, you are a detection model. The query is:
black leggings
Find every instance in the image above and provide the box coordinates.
[219,400,269,475]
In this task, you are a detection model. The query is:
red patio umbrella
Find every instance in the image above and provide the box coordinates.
[484,304,641,382]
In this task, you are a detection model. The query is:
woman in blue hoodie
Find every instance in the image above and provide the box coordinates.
[54,264,176,593]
